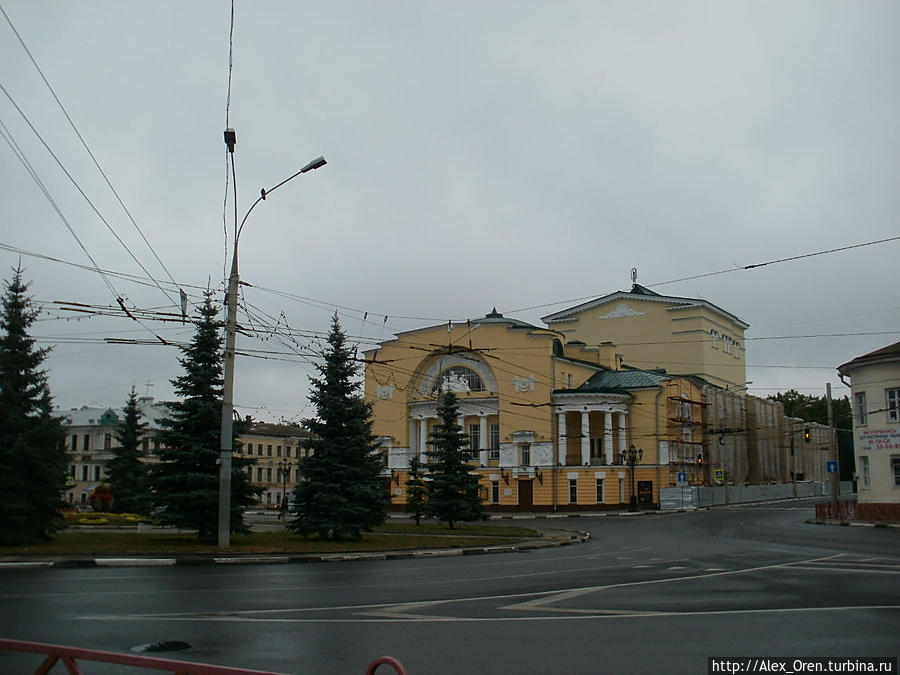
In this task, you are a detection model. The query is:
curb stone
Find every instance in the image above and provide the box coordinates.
[1,529,591,569]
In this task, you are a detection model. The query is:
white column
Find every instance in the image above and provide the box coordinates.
[581,411,590,466]
[617,412,627,464]
[604,411,614,465]
[419,418,428,463]
[479,415,489,466]
[557,412,567,465]
[408,419,416,461]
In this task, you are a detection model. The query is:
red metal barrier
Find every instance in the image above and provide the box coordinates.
[815,498,857,521]
[0,638,407,674]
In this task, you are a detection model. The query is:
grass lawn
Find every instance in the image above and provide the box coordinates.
[0,523,541,556]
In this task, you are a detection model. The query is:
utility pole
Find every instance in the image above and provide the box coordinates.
[827,382,839,512]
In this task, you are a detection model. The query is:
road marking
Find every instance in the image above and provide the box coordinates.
[81,604,900,624]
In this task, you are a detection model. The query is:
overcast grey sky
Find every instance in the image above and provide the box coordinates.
[1,1,898,422]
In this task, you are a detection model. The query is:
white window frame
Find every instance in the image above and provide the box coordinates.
[596,478,604,504]
[854,392,867,426]
[887,388,900,422]
[468,423,480,458]
[489,423,500,460]
[568,478,577,504]
[892,455,900,487]
[859,455,870,489]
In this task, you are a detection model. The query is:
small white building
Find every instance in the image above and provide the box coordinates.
[61,397,167,507]
[838,341,900,521]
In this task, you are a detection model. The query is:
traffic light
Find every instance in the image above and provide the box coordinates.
[804,427,811,443]
[697,453,703,465]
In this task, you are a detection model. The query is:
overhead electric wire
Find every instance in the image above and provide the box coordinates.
[0,116,119,299]
[508,235,900,314]
[0,81,178,309]
[1,2,183,308]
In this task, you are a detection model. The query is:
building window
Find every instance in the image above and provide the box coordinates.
[491,480,500,504]
[433,365,484,394]
[266,468,273,482]
[890,455,900,486]
[71,435,78,451]
[887,389,900,422]
[568,479,577,504]
[490,424,500,459]
[859,456,870,489]
[267,445,272,456]
[104,434,112,450]
[81,465,88,481]
[468,424,480,457]
[256,467,263,481]
[83,434,90,451]
[276,445,282,457]
[596,478,604,504]
[854,392,867,426]
[94,465,100,481]
[519,443,531,466]
[257,444,262,456]
[69,465,75,478]
[142,438,149,452]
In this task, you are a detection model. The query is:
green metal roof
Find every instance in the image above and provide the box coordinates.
[576,369,670,392]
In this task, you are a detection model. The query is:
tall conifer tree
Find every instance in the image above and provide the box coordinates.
[149,293,257,540]
[405,454,427,525]
[0,267,67,544]
[290,315,388,539]
[107,387,151,514]
[426,391,485,529]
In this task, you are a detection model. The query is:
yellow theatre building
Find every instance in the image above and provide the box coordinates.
[363,281,753,512]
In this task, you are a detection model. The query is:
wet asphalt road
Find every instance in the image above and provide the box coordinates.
[1,499,898,675]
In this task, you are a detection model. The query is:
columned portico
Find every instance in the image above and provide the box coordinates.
[580,412,590,465]
[552,392,630,468]
[557,412,567,464]
[479,415,489,466]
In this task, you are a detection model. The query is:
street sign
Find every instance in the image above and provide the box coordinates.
[826,461,839,473]
[677,471,687,487]
[714,469,725,481]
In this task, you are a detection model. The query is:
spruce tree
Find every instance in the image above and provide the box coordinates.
[107,387,151,515]
[0,267,67,544]
[426,391,485,529]
[290,315,388,540]
[405,453,427,525]
[149,293,257,540]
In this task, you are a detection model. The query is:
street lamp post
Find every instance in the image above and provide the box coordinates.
[218,128,325,548]
[277,460,293,520]
[620,444,643,512]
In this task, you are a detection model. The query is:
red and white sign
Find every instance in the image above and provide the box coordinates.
[859,428,900,452]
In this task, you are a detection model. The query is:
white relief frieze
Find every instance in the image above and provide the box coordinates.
[375,385,396,400]
[512,376,537,393]
[599,303,645,319]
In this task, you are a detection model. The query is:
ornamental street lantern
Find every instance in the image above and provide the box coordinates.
[620,444,643,512]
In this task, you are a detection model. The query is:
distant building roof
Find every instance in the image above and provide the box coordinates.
[244,421,309,439]
[61,397,168,430]
[541,283,748,329]
[837,341,900,375]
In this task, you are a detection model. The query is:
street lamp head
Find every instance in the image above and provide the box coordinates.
[224,128,236,153]
[300,155,327,173]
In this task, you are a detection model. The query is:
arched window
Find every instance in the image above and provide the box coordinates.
[433,366,484,394]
